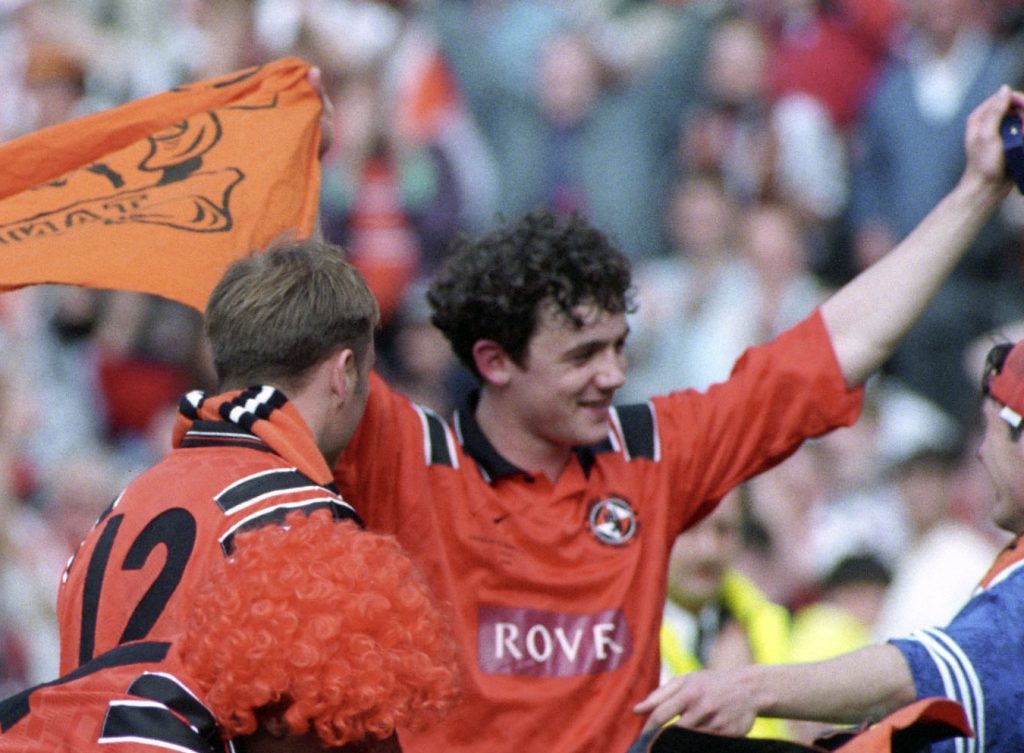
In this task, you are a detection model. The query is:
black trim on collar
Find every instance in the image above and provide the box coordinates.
[454,391,620,482]
[454,391,520,479]
[575,440,615,477]
[453,391,523,481]
[179,420,270,451]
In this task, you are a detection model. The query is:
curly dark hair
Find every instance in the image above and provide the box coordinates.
[427,209,635,378]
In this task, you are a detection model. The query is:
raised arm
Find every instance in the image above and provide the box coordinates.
[633,643,916,735]
[822,85,1024,387]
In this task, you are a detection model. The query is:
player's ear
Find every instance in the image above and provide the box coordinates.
[473,339,513,387]
[329,348,357,402]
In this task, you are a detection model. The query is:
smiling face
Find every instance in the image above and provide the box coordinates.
[504,302,629,453]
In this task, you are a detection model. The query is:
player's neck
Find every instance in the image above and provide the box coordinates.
[475,390,572,482]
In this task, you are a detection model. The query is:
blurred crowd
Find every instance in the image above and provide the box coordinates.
[1,0,1024,707]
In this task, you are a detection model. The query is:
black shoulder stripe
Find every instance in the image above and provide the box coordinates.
[219,499,363,554]
[101,702,218,753]
[418,406,456,468]
[215,468,319,512]
[180,438,276,452]
[612,403,659,462]
[179,420,266,452]
[126,674,218,744]
[0,642,170,732]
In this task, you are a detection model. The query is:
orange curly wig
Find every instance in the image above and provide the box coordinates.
[175,509,459,747]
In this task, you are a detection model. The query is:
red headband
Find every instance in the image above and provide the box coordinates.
[989,341,1024,428]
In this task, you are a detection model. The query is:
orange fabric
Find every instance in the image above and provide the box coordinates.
[835,698,971,753]
[0,57,322,312]
[0,644,187,752]
[334,312,863,753]
[170,387,334,485]
[58,386,355,674]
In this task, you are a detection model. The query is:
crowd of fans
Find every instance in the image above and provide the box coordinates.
[1,0,1023,709]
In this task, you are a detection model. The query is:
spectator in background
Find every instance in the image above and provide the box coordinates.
[871,447,1005,640]
[0,323,130,689]
[431,0,718,259]
[678,9,855,278]
[624,180,826,402]
[264,0,500,324]
[790,554,893,665]
[658,489,792,741]
[15,287,108,488]
[782,553,893,743]
[745,383,970,612]
[741,440,836,607]
[376,281,465,419]
[793,391,908,591]
[679,14,775,208]
[753,0,905,282]
[0,450,127,687]
[759,0,901,134]
[622,173,756,400]
[740,201,830,342]
[757,0,902,283]
[846,0,1024,426]
[20,41,87,131]
[91,292,213,462]
[990,0,1024,43]
[0,366,35,696]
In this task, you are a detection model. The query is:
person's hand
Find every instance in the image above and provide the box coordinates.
[632,668,759,736]
[962,85,1024,193]
[307,65,335,159]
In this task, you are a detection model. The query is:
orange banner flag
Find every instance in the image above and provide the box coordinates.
[0,57,322,311]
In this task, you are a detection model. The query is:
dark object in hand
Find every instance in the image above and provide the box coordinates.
[1001,111,1024,194]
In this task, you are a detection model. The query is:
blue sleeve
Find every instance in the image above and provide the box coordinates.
[889,571,1024,753]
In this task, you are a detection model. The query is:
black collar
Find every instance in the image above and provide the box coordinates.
[453,390,614,482]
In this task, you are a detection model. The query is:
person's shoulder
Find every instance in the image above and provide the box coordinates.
[0,643,176,751]
[129,439,300,493]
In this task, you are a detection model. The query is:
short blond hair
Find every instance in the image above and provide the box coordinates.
[205,239,379,390]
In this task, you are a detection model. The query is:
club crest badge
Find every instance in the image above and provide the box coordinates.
[588,497,637,546]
